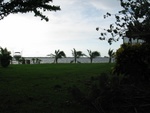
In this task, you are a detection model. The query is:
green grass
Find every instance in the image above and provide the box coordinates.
[0,63,114,113]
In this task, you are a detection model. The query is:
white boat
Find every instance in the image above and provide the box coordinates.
[13,52,22,57]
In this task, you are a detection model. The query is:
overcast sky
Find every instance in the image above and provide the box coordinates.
[0,0,122,57]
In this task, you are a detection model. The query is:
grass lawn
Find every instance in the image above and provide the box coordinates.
[0,63,114,113]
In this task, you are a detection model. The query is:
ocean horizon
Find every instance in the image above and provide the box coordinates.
[12,57,114,64]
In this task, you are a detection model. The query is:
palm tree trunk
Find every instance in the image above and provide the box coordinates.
[75,57,77,63]
[54,58,56,63]
[109,57,111,63]
[90,58,93,63]
[56,58,58,63]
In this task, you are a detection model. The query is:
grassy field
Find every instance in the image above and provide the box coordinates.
[0,63,114,113]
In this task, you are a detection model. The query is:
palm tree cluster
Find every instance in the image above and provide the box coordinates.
[48,48,102,64]
[32,58,42,64]
[0,47,115,67]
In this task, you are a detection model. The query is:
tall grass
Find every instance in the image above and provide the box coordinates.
[0,63,114,113]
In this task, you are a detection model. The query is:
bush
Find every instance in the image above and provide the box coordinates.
[69,73,150,113]
[0,47,12,68]
[0,57,11,67]
[113,43,150,83]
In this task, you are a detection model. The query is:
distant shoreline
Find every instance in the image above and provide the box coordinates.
[12,57,113,64]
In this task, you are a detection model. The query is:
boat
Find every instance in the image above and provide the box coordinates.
[13,52,22,57]
[13,52,22,61]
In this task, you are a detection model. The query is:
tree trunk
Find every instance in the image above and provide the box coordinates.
[90,58,93,63]
[75,57,77,63]
[109,57,111,63]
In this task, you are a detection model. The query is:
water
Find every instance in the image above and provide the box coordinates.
[12,57,113,64]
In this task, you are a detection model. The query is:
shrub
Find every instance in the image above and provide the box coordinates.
[69,73,150,113]
[0,47,12,68]
[113,43,150,83]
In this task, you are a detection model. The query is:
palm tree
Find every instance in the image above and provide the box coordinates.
[32,58,35,64]
[19,57,25,64]
[87,49,100,63]
[71,48,85,63]
[35,58,41,64]
[48,50,66,63]
[108,48,115,63]
[0,47,12,67]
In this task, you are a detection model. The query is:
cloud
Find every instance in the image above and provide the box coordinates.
[0,0,122,57]
[89,0,121,11]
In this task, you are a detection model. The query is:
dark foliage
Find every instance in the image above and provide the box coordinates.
[0,47,12,67]
[69,73,150,113]
[0,0,60,21]
[113,43,150,83]
[0,57,11,67]
[97,0,150,44]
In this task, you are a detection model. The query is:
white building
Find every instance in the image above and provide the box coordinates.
[123,37,144,44]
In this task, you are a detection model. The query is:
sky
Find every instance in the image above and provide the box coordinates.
[0,0,123,57]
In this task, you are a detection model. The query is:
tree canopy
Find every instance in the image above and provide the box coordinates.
[97,0,150,44]
[71,48,85,63]
[0,0,60,21]
[48,50,66,63]
[87,49,100,63]
[0,47,12,67]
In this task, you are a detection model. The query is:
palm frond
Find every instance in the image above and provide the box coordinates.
[87,50,100,58]
[59,51,66,58]
[49,53,55,58]
[108,49,115,57]
[92,51,100,58]
[76,51,85,58]
[72,48,76,57]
